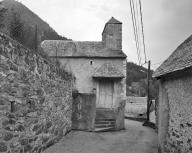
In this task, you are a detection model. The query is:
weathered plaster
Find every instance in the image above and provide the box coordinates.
[59,58,126,108]
[72,93,96,131]
[158,74,192,153]
[158,80,169,153]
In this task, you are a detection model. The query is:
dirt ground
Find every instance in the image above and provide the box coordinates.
[43,119,158,153]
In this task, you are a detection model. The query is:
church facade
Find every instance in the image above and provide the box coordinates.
[42,17,127,131]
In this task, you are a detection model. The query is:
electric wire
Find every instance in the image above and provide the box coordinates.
[129,0,141,65]
[131,0,142,65]
[135,0,142,63]
[139,0,147,63]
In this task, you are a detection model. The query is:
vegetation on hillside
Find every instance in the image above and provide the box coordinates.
[9,8,25,44]
[0,0,68,50]
[0,2,7,28]
[126,62,158,99]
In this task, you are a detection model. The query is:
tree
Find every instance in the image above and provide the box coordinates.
[23,25,36,50]
[9,9,24,44]
[0,2,7,29]
[126,62,159,98]
[41,28,68,41]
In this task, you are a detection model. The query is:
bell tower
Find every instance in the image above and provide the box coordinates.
[102,17,122,50]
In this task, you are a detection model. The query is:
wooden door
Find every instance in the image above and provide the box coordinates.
[97,80,114,108]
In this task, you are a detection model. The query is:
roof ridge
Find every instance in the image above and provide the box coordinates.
[41,40,127,58]
[41,40,102,43]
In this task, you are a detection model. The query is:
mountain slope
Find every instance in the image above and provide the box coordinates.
[2,0,49,30]
[126,62,158,98]
[0,0,68,49]
[126,62,148,86]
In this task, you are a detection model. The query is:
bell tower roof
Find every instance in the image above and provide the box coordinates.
[106,17,122,24]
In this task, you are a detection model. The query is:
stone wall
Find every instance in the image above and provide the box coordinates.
[115,98,126,130]
[158,74,192,153]
[72,93,96,131]
[125,97,147,117]
[0,33,72,153]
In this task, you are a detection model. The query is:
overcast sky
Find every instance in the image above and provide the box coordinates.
[17,0,192,69]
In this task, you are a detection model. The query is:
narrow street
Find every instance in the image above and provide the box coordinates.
[43,119,158,153]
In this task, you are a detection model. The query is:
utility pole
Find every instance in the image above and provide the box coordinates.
[146,60,151,122]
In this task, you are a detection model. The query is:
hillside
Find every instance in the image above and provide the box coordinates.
[0,0,68,49]
[126,62,148,86]
[126,62,158,98]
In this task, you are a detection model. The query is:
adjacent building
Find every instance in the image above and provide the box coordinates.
[154,35,192,152]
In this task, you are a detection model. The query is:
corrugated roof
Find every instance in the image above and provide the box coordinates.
[153,34,192,78]
[93,63,124,78]
[41,40,127,58]
[106,17,122,24]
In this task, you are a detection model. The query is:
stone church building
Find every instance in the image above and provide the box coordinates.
[41,17,127,131]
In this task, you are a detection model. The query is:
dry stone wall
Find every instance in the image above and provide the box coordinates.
[0,33,72,153]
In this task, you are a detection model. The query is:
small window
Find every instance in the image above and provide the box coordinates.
[108,34,113,39]
[90,60,93,65]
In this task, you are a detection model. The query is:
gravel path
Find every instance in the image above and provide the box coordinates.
[43,119,158,153]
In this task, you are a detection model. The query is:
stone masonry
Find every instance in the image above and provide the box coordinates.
[158,74,192,153]
[102,21,122,50]
[0,33,72,153]
[41,17,127,131]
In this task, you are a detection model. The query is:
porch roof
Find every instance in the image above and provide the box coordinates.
[93,63,124,79]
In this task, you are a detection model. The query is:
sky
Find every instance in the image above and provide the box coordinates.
[15,0,192,69]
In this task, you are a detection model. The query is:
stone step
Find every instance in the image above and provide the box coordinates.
[95,117,116,129]
[95,118,115,122]
[95,124,115,128]
[94,127,115,132]
[95,117,116,131]
[95,120,116,124]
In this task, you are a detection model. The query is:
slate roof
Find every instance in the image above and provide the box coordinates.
[106,17,122,24]
[93,63,124,78]
[41,40,127,58]
[153,34,192,78]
